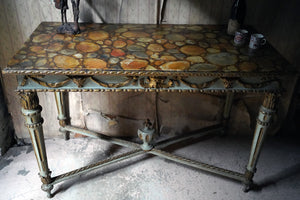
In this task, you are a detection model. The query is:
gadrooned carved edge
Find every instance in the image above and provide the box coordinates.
[3,69,286,77]
[19,75,282,92]
[24,120,44,128]
[16,88,282,94]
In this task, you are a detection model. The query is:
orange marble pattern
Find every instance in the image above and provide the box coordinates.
[5,22,290,74]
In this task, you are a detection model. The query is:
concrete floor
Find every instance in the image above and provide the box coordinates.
[0,133,300,200]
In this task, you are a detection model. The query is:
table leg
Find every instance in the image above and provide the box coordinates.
[222,92,234,135]
[244,93,277,191]
[54,91,70,140]
[19,92,53,198]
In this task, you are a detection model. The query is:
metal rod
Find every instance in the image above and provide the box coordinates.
[62,125,141,149]
[149,148,245,182]
[156,124,223,149]
[51,149,144,185]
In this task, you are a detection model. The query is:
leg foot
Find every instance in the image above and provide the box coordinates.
[243,183,252,193]
[42,184,54,198]
[243,169,255,192]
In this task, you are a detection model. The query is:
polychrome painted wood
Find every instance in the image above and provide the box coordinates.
[3,23,293,77]
[2,22,296,198]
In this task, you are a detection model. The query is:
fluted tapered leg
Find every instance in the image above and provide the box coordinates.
[19,92,53,198]
[244,93,278,191]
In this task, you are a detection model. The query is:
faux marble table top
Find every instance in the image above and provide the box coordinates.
[3,22,293,77]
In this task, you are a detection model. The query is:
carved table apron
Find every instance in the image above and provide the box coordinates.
[3,22,295,198]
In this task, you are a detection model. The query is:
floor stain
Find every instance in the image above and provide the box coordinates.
[17,168,30,176]
[26,146,33,154]
[0,158,13,171]
[9,148,23,157]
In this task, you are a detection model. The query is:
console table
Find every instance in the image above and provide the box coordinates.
[2,22,295,198]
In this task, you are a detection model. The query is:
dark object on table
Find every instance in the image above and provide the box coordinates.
[227,0,246,35]
[54,0,80,34]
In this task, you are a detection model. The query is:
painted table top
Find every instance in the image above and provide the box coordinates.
[3,22,293,77]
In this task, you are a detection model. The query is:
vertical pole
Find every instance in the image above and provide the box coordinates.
[157,0,161,25]
[244,93,278,191]
[54,91,70,140]
[222,92,234,135]
[19,92,53,198]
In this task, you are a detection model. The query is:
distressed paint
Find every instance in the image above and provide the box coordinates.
[54,92,65,122]
[54,91,70,140]
[19,92,53,197]
[55,124,246,187]
[138,120,155,150]
[0,0,298,140]
[244,93,277,191]
[15,75,283,94]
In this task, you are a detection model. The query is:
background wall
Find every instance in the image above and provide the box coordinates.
[0,77,14,155]
[0,0,298,140]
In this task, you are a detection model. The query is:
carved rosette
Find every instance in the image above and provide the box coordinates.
[70,76,88,88]
[140,77,179,89]
[221,78,237,89]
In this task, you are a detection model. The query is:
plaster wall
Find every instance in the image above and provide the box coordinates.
[0,78,14,155]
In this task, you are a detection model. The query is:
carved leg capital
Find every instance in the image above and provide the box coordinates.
[19,91,40,110]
